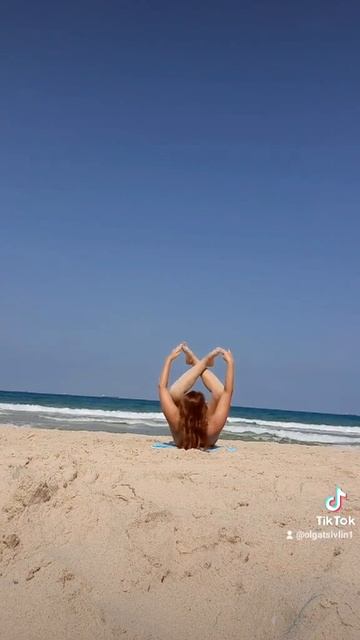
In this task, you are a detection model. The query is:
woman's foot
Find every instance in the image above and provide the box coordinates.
[182,343,197,366]
[204,347,222,367]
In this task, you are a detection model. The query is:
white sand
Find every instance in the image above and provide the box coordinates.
[1,424,359,639]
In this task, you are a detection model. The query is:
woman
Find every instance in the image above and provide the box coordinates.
[158,343,235,450]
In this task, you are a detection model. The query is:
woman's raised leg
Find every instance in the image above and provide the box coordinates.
[169,348,221,403]
[182,345,224,398]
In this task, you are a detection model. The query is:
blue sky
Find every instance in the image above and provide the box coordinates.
[1,1,359,413]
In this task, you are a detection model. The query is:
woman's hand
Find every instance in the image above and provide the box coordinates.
[168,343,186,361]
[218,348,234,364]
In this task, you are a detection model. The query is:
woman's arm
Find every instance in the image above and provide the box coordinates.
[223,349,235,394]
[158,345,184,426]
[208,350,235,435]
[158,355,174,390]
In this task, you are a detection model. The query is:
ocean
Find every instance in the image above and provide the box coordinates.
[0,389,359,446]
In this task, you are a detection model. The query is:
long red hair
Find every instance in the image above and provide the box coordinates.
[178,391,208,450]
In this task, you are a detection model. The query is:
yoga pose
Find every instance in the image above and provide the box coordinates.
[158,343,235,450]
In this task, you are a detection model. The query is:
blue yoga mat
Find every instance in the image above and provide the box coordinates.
[151,441,237,453]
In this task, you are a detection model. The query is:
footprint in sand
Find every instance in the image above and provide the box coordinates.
[2,534,20,549]
[3,478,58,519]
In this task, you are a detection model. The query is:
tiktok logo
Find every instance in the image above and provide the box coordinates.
[325,486,347,513]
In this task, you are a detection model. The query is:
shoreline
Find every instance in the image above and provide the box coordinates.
[1,422,359,447]
[1,424,359,639]
[1,390,359,447]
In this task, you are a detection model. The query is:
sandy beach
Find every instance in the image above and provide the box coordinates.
[0,424,359,640]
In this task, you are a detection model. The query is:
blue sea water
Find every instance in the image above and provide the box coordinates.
[0,390,359,445]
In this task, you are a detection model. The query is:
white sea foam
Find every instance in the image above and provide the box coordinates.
[227,417,360,436]
[0,402,359,444]
[0,403,165,422]
[225,424,359,444]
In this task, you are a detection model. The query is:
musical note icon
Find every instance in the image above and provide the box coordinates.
[325,486,347,512]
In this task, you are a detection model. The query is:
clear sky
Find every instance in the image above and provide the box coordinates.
[1,1,359,413]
